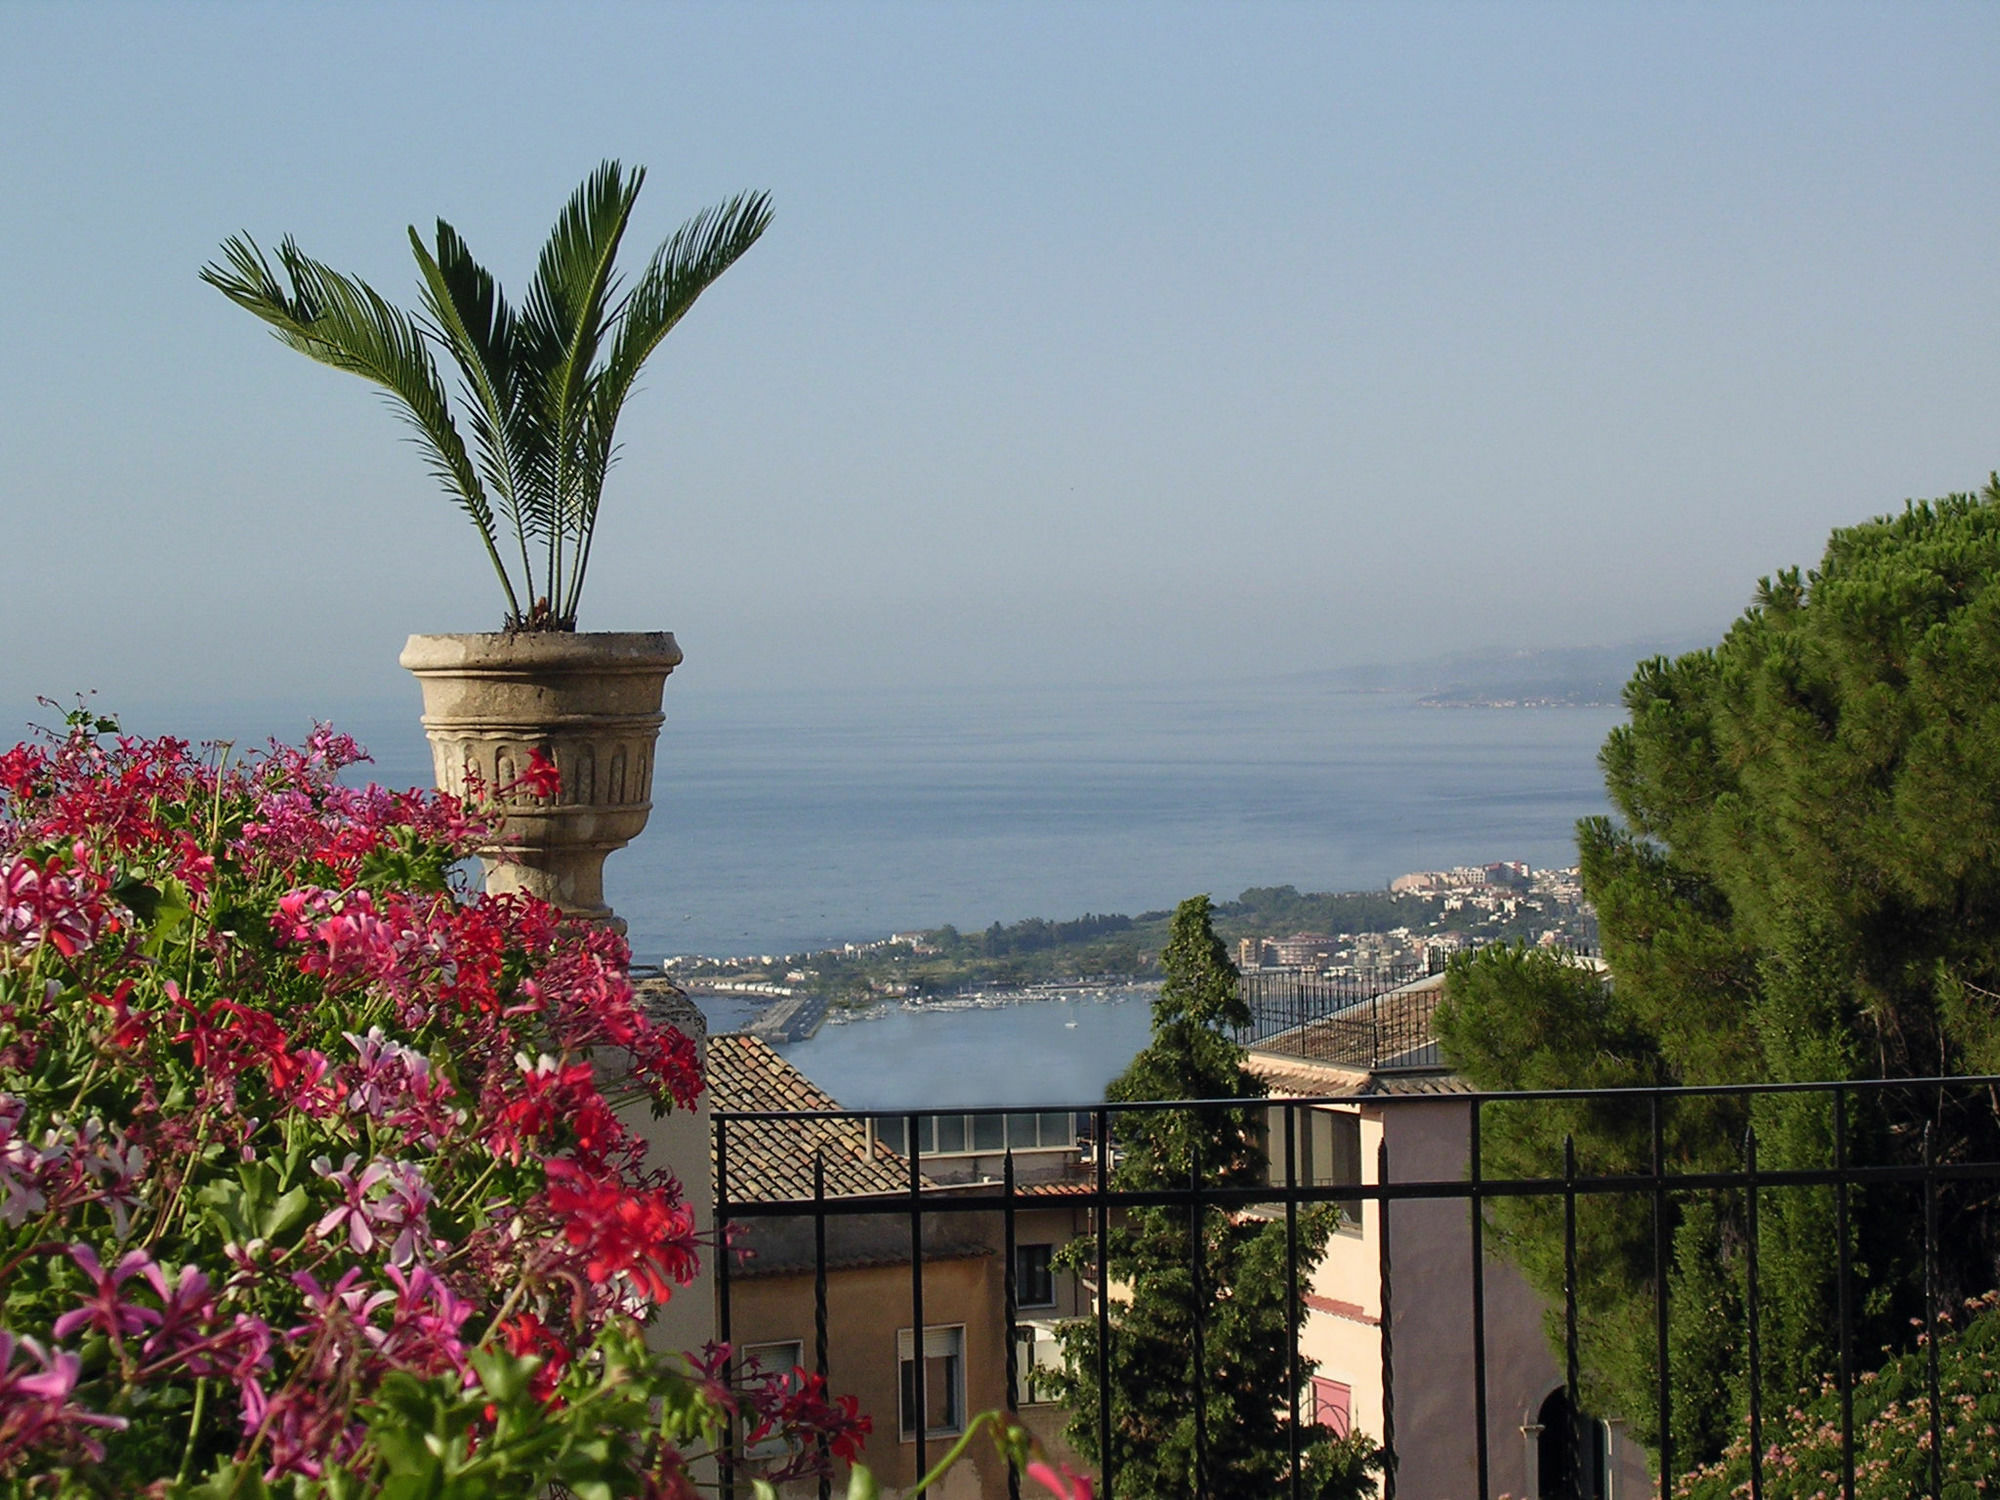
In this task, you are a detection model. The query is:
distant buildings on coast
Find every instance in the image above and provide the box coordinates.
[1236,862,1594,977]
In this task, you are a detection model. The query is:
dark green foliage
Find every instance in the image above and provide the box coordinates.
[1049,897,1380,1499]
[1436,483,2000,1470]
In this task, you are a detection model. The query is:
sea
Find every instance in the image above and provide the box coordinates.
[11,678,1624,1109]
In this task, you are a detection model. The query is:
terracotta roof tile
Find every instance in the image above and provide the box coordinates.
[707,1034,929,1204]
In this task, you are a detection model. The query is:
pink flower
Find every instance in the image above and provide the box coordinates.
[377,1262,474,1377]
[51,1242,161,1342]
[136,1263,216,1368]
[0,1329,127,1465]
[0,854,111,957]
[310,1154,397,1255]
[290,1268,394,1334]
[1025,1460,1095,1500]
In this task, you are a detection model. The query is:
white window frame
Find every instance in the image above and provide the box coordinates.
[1012,1318,1065,1406]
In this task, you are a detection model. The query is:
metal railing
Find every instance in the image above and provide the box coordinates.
[713,1076,2000,1500]
[1233,965,1440,1068]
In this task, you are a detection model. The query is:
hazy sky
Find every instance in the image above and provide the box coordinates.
[4,3,1998,712]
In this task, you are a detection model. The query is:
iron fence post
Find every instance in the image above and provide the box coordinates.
[1285,1102,1303,1500]
[1378,1134,1396,1500]
[1743,1127,1763,1500]
[1471,1101,1490,1500]
[908,1112,928,1492]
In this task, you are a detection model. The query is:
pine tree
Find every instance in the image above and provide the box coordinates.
[1436,481,2000,1468]
[1050,895,1379,1499]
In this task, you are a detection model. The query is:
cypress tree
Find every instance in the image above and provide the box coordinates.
[1050,895,1379,1499]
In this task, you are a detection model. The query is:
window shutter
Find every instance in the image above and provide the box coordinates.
[897,1327,960,1360]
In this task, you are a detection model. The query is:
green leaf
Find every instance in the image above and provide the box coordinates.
[261,1183,309,1240]
[111,872,162,924]
[183,1461,272,1500]
[195,1177,253,1241]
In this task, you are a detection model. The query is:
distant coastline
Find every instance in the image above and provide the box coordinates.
[672,862,1596,1042]
[1417,693,1620,709]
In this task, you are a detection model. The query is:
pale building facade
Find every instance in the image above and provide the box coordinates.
[1247,1046,1654,1499]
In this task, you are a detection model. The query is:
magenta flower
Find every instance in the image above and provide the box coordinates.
[0,1329,126,1466]
[310,1154,397,1255]
[290,1268,394,1340]
[51,1243,161,1342]
[136,1263,216,1368]
[378,1262,475,1377]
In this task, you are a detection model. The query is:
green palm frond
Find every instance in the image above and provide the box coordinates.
[206,161,768,630]
[409,220,537,598]
[562,191,772,620]
[517,161,644,608]
[200,235,522,621]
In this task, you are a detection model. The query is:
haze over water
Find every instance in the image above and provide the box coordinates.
[85,678,1623,961]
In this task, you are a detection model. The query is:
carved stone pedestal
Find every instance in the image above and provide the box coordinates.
[399,631,682,929]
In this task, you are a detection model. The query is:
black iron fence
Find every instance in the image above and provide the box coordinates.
[714,1076,2000,1500]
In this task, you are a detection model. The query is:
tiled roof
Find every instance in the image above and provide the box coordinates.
[706,1034,930,1204]
[1245,1049,1473,1099]
[1244,1056,1373,1097]
[1353,1070,1474,1097]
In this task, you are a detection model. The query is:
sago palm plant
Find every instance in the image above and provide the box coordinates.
[203,161,770,630]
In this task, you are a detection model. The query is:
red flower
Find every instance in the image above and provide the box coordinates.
[509,748,562,801]
[541,1160,698,1304]
[499,1313,570,1402]
[87,982,147,1050]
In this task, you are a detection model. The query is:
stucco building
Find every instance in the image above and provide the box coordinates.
[1244,970,1652,1499]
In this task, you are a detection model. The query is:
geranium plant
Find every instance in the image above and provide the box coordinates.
[0,710,865,1496]
[201,163,770,631]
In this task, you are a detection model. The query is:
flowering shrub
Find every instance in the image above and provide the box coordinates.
[0,711,867,1497]
[1676,1293,2000,1499]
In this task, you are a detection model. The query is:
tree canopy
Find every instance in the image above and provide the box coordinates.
[1438,482,2000,1467]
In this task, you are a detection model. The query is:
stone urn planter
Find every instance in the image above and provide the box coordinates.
[400,631,682,930]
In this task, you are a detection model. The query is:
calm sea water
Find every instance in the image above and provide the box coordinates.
[10,679,1623,1109]
[777,985,1163,1111]
[12,680,1622,964]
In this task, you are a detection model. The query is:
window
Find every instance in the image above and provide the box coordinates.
[1310,1376,1352,1438]
[1012,1320,1064,1405]
[740,1341,804,1457]
[898,1326,965,1439]
[1266,1104,1365,1230]
[1015,1243,1056,1308]
[875,1112,1078,1158]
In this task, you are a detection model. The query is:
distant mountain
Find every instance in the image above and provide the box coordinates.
[1291,639,1707,707]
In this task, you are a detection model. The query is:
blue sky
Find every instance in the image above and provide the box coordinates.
[4,3,1998,711]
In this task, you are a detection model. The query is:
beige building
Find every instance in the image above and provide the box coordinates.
[708,1034,1092,1499]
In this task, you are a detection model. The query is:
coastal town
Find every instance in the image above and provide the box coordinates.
[664,858,1598,1025]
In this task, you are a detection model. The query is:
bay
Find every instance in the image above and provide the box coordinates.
[10,678,1627,1110]
[774,985,1163,1111]
[11,678,1624,963]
